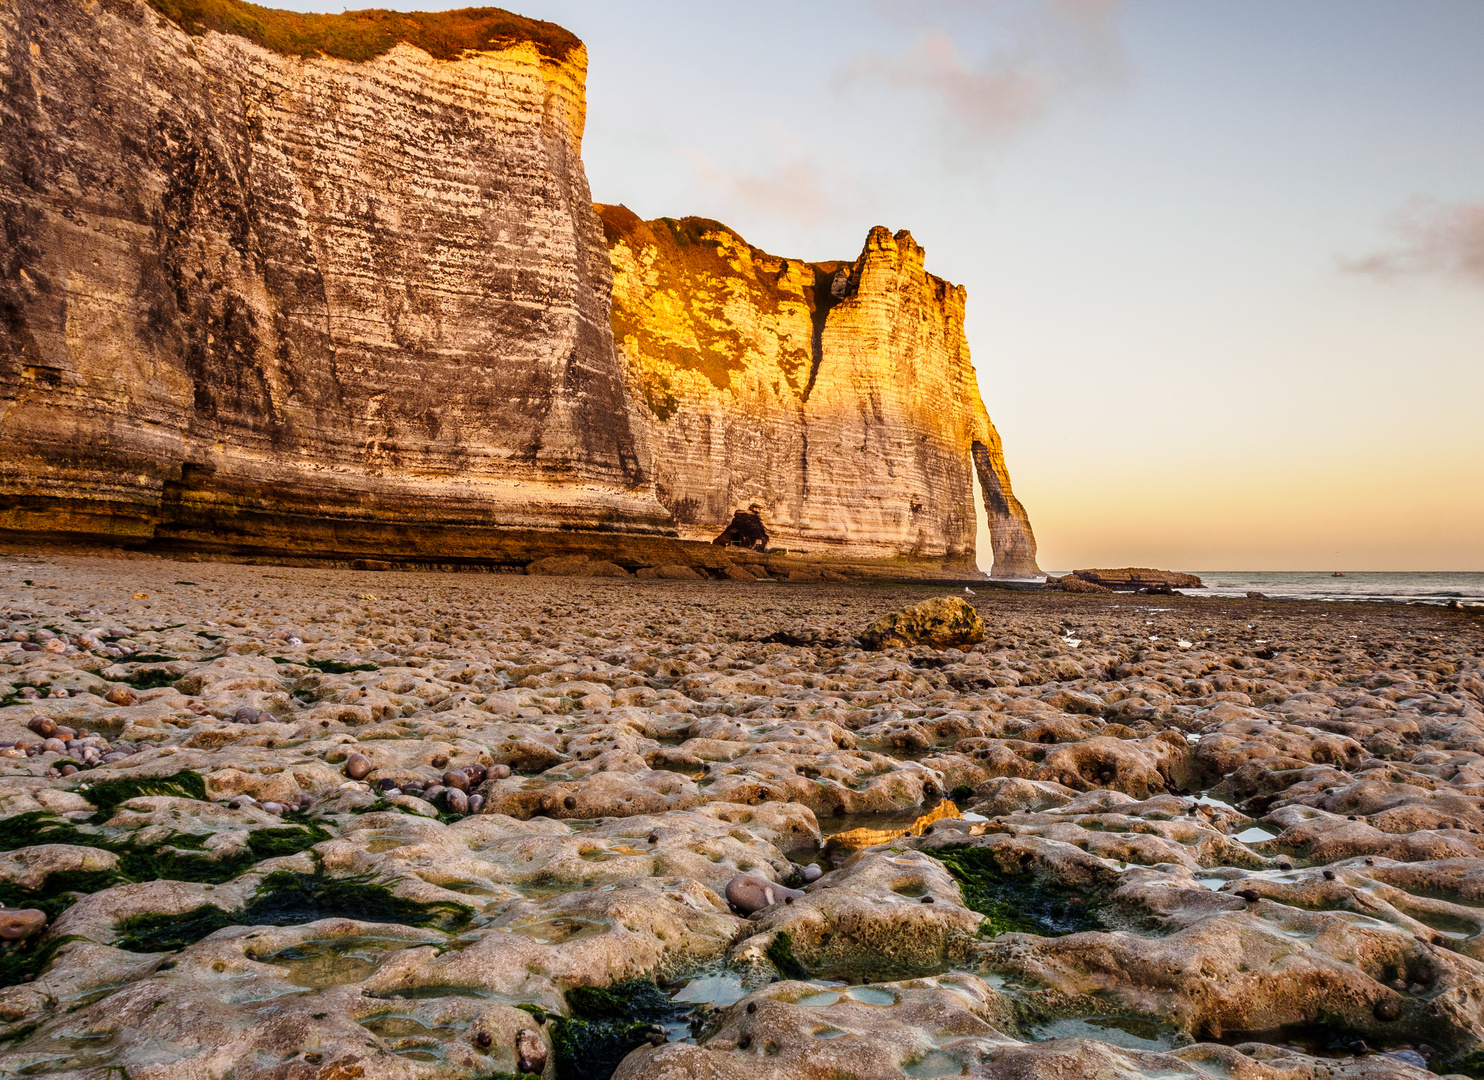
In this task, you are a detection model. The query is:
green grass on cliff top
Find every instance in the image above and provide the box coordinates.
[146,1,581,64]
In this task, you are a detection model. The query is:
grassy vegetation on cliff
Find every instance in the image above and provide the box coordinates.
[146,1,581,64]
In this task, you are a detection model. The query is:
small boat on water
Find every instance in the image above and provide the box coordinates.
[1332,572,1345,578]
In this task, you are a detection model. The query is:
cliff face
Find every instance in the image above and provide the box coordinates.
[599,207,1041,578]
[0,0,1040,577]
[0,0,667,549]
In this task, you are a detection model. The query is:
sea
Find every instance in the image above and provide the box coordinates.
[1037,571,1484,607]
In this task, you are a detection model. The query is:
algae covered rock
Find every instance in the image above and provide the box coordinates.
[612,974,1018,1080]
[860,597,985,651]
[731,851,981,981]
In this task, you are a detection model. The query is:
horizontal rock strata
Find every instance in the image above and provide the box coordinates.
[1070,568,1205,590]
[0,1,1043,581]
[600,206,1041,578]
[0,0,667,550]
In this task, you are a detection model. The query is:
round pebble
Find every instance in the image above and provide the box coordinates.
[724,873,804,915]
[0,908,46,941]
[443,770,469,792]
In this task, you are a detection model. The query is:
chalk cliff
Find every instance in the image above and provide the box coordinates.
[0,0,667,553]
[600,207,1041,578]
[0,0,1039,577]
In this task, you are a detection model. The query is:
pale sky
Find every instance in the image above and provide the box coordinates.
[272,1,1484,571]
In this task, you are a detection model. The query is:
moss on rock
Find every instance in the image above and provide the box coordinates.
[932,845,1103,938]
[115,870,471,952]
[764,930,809,980]
[550,977,680,1080]
[860,597,986,651]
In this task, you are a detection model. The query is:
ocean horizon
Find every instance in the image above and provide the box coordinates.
[1038,570,1484,606]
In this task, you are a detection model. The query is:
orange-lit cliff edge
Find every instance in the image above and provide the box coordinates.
[601,207,1040,578]
[0,0,1040,578]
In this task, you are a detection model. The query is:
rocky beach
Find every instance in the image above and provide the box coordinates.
[0,554,1482,1079]
[1,5,1478,1079]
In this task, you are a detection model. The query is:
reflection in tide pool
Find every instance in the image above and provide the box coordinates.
[796,990,843,1008]
[671,972,748,1008]
[902,1047,967,1077]
[1031,1015,1181,1052]
[1234,825,1280,843]
[846,986,898,1006]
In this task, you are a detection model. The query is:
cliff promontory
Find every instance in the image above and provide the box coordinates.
[0,0,1039,578]
[0,0,666,554]
[600,207,1041,578]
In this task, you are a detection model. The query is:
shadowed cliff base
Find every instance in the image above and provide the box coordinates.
[0,536,1008,585]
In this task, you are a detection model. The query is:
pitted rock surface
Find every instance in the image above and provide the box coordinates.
[0,555,1481,1079]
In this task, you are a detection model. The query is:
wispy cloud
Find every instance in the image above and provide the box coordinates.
[674,138,861,232]
[1343,196,1484,285]
[845,0,1127,155]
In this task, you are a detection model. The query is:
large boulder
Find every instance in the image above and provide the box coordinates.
[1056,576,1113,594]
[860,597,985,651]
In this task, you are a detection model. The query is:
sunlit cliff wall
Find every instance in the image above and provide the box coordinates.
[0,0,668,552]
[0,0,1039,577]
[600,207,1041,578]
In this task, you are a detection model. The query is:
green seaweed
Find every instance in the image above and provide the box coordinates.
[127,654,180,664]
[0,871,120,921]
[272,657,379,674]
[550,978,680,1080]
[0,811,77,853]
[83,771,208,821]
[0,810,330,915]
[245,824,331,860]
[114,871,471,952]
[1442,1051,1484,1079]
[311,660,379,674]
[932,845,1103,937]
[117,668,179,691]
[764,930,809,980]
[115,904,237,952]
[0,935,82,990]
[1,682,48,708]
[565,979,673,1020]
